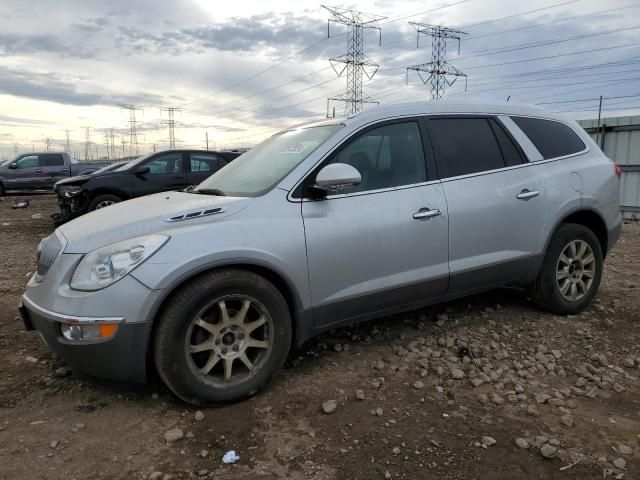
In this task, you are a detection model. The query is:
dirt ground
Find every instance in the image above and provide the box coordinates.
[0,194,639,480]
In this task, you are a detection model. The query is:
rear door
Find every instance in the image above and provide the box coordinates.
[40,153,68,187]
[187,152,225,185]
[425,116,548,292]
[301,119,449,329]
[131,151,187,197]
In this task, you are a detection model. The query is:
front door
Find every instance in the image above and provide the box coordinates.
[301,119,449,329]
[426,116,548,292]
[5,154,45,189]
[132,151,187,196]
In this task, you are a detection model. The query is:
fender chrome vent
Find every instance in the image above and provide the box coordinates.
[165,207,226,222]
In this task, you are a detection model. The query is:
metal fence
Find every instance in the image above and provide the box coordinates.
[579,116,640,220]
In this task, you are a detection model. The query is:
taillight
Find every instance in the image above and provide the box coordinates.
[613,162,622,179]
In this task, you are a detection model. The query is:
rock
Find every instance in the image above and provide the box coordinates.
[194,411,204,421]
[392,446,401,455]
[163,428,184,444]
[322,400,337,414]
[613,458,627,469]
[469,378,483,388]
[515,438,529,449]
[374,361,385,371]
[384,470,392,479]
[551,350,562,359]
[148,473,163,480]
[53,367,71,378]
[623,357,635,368]
[451,368,465,380]
[355,389,365,400]
[481,436,496,447]
[491,394,505,405]
[374,407,384,416]
[49,440,59,449]
[413,381,424,389]
[540,444,557,459]
[25,356,39,363]
[535,393,551,404]
[560,415,573,427]
[618,444,633,455]
[612,383,625,393]
[527,404,540,417]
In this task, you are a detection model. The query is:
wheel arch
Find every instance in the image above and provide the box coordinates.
[144,260,306,379]
[545,208,609,257]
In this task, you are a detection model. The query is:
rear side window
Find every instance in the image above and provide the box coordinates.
[428,118,505,178]
[190,153,221,172]
[511,116,586,159]
[42,154,64,166]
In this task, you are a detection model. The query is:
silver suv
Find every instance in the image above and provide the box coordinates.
[20,102,622,405]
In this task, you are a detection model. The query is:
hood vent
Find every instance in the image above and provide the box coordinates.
[165,206,227,223]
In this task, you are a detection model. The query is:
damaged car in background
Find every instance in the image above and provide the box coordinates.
[53,149,241,224]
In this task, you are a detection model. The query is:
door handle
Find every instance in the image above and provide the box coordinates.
[60,168,68,172]
[516,189,540,200]
[35,169,43,173]
[413,208,441,220]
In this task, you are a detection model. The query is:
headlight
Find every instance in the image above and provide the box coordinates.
[70,234,168,291]
[60,187,83,198]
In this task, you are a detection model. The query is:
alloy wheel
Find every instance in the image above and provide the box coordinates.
[95,200,116,209]
[184,295,273,385]
[556,239,596,301]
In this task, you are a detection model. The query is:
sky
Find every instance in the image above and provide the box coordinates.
[0,0,639,159]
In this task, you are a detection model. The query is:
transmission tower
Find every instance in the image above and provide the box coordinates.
[121,104,142,156]
[322,5,386,117]
[64,130,71,153]
[83,127,92,160]
[406,23,467,100]
[160,107,181,149]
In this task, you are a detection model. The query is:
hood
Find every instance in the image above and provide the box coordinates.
[59,191,250,253]
[55,174,92,188]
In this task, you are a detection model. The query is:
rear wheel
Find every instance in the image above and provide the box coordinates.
[531,223,603,314]
[154,269,292,405]
[87,194,121,211]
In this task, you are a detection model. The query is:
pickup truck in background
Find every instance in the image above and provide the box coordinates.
[0,152,110,195]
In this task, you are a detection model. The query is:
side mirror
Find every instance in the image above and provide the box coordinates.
[8,162,17,169]
[135,165,150,175]
[313,163,361,192]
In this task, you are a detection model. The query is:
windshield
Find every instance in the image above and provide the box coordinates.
[93,161,129,174]
[196,124,342,196]
[115,153,154,171]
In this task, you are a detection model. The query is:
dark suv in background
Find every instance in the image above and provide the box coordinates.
[53,149,241,224]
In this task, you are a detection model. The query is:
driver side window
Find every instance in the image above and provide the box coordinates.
[16,155,40,169]
[326,121,427,194]
[144,153,183,175]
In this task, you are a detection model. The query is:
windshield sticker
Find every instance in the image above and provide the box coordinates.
[277,143,305,154]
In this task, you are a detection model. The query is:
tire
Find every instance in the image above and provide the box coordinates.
[87,194,121,211]
[531,223,603,315]
[154,269,292,405]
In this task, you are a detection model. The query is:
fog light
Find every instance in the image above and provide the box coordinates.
[60,323,118,341]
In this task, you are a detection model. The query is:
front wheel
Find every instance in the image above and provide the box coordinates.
[531,223,603,314]
[154,269,292,405]
[87,194,121,211]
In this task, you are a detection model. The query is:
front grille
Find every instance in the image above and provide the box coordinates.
[36,232,64,277]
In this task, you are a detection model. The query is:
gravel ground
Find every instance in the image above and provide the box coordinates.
[0,194,639,480]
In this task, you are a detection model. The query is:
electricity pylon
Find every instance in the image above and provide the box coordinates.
[406,23,467,100]
[120,104,142,155]
[322,5,386,117]
[160,107,181,148]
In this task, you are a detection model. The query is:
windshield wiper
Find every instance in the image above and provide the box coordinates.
[194,188,226,196]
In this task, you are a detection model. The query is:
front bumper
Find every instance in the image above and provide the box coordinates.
[20,295,150,382]
[52,190,88,225]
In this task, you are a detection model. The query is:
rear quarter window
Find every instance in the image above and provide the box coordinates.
[511,116,586,160]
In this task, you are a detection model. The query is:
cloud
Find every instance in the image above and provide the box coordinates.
[0,66,166,107]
